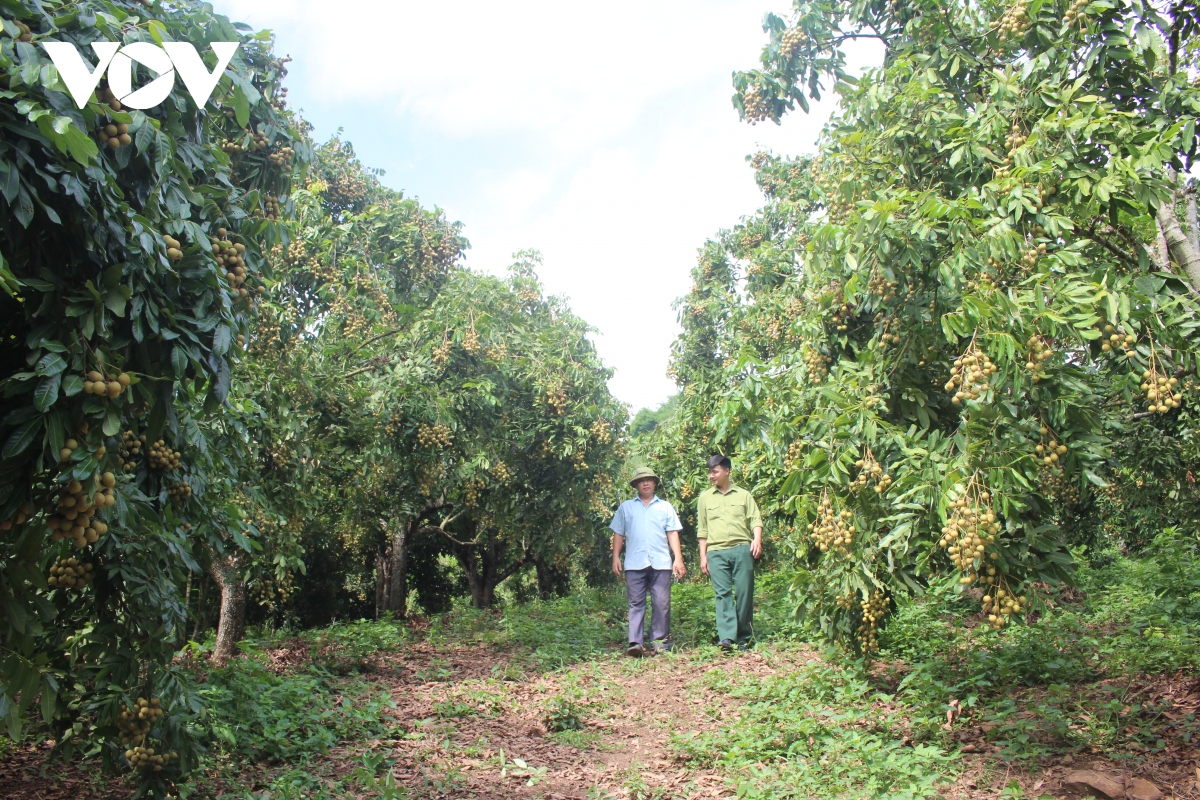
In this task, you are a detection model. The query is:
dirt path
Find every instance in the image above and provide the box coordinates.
[369,642,780,799]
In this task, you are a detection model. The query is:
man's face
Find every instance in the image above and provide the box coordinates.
[708,465,730,485]
[635,477,656,498]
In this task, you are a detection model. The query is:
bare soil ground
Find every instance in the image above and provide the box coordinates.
[2,640,1197,799]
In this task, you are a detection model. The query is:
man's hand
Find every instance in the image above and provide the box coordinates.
[700,555,709,576]
[612,555,623,577]
[673,557,687,580]
[751,537,763,559]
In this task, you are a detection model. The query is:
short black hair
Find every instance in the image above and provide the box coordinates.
[707,454,731,470]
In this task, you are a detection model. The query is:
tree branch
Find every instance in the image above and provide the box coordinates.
[494,548,535,584]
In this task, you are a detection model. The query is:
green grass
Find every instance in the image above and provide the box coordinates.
[670,647,953,799]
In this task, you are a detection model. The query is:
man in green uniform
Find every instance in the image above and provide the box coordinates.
[697,454,763,651]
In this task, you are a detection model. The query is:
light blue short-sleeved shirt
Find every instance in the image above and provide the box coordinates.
[609,496,682,571]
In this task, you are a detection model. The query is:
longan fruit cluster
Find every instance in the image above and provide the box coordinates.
[589,419,612,444]
[148,440,181,471]
[875,326,902,352]
[741,83,772,125]
[119,697,178,772]
[857,590,889,652]
[784,439,805,472]
[982,580,1026,630]
[251,573,295,604]
[119,430,143,471]
[571,450,589,472]
[938,478,1000,583]
[1025,335,1051,381]
[486,341,508,361]
[516,286,540,304]
[1038,467,1079,505]
[9,19,32,42]
[766,316,784,341]
[850,450,893,494]
[1033,423,1069,467]
[83,369,130,399]
[98,85,123,112]
[1140,348,1181,413]
[416,424,453,449]
[825,196,854,225]
[462,328,481,355]
[998,2,1031,41]
[830,302,853,332]
[222,130,269,155]
[1018,241,1047,271]
[946,343,997,405]
[1003,125,1028,156]
[99,121,131,150]
[1097,323,1135,356]
[804,346,832,382]
[432,340,452,366]
[545,385,569,415]
[0,502,33,531]
[48,473,115,547]
[463,477,485,507]
[868,273,898,302]
[163,233,183,261]
[780,26,809,59]
[210,231,250,298]
[167,482,192,502]
[127,745,177,771]
[267,144,295,167]
[807,492,855,556]
[48,557,93,589]
[1064,0,1088,27]
[264,194,281,220]
[490,461,511,483]
[119,697,161,746]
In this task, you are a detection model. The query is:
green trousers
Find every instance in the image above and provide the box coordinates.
[708,543,754,644]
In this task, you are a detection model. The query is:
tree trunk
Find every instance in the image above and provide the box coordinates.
[1155,219,1170,270]
[375,543,390,619]
[534,557,571,600]
[208,551,247,664]
[1185,185,1198,254]
[385,522,408,617]
[1157,201,1200,292]
[451,528,533,609]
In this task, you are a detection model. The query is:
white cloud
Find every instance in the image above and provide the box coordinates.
[213,0,884,411]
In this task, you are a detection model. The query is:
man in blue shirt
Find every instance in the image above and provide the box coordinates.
[610,466,685,657]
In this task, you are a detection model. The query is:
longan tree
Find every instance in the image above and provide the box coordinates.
[655,0,1200,651]
[364,252,628,609]
[0,0,306,792]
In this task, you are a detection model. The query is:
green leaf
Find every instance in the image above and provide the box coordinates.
[3,417,43,458]
[33,373,61,412]
[34,353,66,377]
[233,84,250,128]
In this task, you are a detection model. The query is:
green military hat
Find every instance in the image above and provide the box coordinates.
[628,466,660,488]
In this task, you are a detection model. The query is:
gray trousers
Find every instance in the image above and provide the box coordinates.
[625,568,672,646]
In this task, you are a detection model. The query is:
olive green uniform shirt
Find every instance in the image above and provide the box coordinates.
[696,484,763,552]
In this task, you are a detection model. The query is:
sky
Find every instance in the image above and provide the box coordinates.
[210,0,883,413]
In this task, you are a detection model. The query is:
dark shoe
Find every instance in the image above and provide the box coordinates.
[718,639,734,651]
[626,642,645,658]
[737,641,753,652]
[649,641,671,656]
